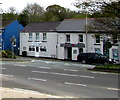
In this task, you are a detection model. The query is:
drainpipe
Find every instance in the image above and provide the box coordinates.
[85,8,88,53]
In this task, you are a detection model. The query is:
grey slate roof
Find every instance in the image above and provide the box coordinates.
[22,22,61,32]
[56,18,94,33]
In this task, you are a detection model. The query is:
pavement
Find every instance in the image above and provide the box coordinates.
[0,87,66,98]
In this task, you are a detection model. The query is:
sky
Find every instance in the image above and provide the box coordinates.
[0,0,78,12]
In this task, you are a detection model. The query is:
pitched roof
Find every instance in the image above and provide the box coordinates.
[0,20,14,28]
[22,22,61,32]
[56,18,95,33]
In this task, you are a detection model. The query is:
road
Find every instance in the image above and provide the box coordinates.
[0,60,119,98]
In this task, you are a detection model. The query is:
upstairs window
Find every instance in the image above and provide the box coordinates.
[79,34,83,42]
[66,35,70,42]
[29,33,33,40]
[36,33,39,41]
[43,33,47,41]
[95,35,100,43]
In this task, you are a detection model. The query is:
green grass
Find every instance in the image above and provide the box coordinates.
[96,64,120,70]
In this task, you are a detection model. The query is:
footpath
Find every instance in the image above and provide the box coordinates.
[0,87,64,98]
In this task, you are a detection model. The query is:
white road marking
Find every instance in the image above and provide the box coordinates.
[0,67,6,70]
[32,70,95,79]
[92,71,108,74]
[65,82,87,87]
[38,67,51,69]
[28,77,47,82]
[0,74,13,77]
[14,64,26,67]
[107,88,120,91]
[63,69,78,72]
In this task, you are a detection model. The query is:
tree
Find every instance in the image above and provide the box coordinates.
[23,3,44,16]
[20,3,45,23]
[44,4,71,22]
[17,10,29,26]
[2,7,18,21]
[92,1,120,34]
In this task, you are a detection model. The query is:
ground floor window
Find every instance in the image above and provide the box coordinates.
[95,48,101,54]
[112,49,118,60]
[29,46,35,51]
[40,46,46,52]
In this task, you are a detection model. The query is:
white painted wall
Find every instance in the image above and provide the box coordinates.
[20,32,57,58]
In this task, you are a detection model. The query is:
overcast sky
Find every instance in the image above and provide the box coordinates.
[0,0,78,12]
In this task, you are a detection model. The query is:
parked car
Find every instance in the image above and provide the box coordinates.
[77,53,114,64]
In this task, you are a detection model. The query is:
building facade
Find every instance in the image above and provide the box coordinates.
[20,19,120,62]
[20,22,60,58]
[0,20,24,54]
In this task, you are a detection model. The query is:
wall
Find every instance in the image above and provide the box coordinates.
[2,20,24,54]
[20,32,57,58]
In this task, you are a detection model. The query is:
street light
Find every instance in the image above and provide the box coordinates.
[10,36,16,59]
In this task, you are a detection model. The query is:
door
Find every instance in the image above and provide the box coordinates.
[35,46,39,57]
[67,47,72,60]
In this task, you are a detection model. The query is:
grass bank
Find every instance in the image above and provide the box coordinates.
[91,64,120,73]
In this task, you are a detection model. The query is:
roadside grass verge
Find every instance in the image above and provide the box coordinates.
[91,64,120,73]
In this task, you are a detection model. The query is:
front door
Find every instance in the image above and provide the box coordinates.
[35,46,39,57]
[67,47,72,60]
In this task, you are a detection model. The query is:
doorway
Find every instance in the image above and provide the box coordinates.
[35,46,39,57]
[67,47,72,60]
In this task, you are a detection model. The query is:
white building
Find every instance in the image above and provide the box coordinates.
[20,19,120,62]
[20,22,60,58]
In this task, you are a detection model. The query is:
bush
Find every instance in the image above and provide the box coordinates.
[1,50,16,59]
[1,50,8,58]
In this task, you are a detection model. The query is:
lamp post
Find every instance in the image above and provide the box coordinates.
[10,36,16,59]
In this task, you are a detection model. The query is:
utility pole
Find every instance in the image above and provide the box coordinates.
[10,36,16,59]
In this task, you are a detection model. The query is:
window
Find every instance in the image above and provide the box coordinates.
[95,48,101,54]
[73,50,77,54]
[40,46,46,52]
[95,35,100,43]
[112,49,118,60]
[29,33,33,40]
[79,34,83,42]
[43,33,47,41]
[29,46,35,51]
[23,47,26,50]
[36,33,39,41]
[66,35,70,42]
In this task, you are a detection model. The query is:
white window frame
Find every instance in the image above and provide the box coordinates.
[66,35,70,42]
[29,33,33,41]
[43,33,47,41]
[36,33,39,41]
[79,34,83,42]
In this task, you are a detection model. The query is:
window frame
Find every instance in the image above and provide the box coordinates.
[29,33,33,41]
[79,34,83,42]
[66,35,70,42]
[95,35,100,43]
[35,33,40,41]
[43,33,47,41]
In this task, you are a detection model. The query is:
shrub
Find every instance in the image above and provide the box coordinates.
[1,50,16,59]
